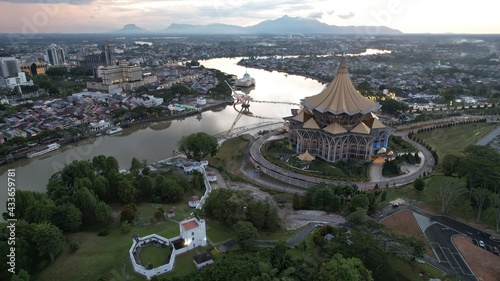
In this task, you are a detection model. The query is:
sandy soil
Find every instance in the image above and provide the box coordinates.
[380,209,436,258]
[452,236,500,281]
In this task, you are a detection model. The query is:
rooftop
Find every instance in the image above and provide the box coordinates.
[303,57,381,115]
[181,219,199,231]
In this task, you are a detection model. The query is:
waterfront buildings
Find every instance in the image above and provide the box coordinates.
[86,62,157,93]
[285,57,393,163]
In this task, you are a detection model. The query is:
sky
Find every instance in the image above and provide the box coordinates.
[0,0,499,34]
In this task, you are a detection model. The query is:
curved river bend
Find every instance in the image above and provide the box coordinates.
[0,57,326,206]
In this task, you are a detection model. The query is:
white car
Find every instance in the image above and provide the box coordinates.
[478,240,485,248]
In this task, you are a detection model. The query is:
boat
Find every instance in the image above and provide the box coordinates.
[234,71,255,87]
[27,143,60,158]
[106,126,123,135]
[27,141,38,147]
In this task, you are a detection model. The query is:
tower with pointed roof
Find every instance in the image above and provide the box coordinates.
[284,56,393,163]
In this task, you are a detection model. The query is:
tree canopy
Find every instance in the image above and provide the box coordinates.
[178,132,218,160]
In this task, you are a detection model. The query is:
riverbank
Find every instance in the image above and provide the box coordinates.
[0,99,233,166]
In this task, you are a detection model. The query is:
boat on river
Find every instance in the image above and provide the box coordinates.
[106,126,123,135]
[27,143,61,158]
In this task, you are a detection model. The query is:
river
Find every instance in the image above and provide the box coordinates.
[0,57,326,206]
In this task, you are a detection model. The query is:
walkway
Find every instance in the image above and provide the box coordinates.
[247,129,434,191]
[476,125,500,146]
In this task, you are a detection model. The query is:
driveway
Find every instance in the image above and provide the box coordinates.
[376,204,500,281]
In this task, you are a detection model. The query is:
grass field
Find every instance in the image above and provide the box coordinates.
[209,134,250,176]
[414,122,496,159]
[380,175,498,230]
[140,245,172,269]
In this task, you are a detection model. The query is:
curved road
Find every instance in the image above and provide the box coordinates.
[246,129,434,191]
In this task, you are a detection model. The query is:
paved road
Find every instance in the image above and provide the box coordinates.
[376,204,500,281]
[247,130,434,191]
[476,125,500,146]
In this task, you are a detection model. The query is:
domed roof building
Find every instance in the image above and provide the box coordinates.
[284,57,393,163]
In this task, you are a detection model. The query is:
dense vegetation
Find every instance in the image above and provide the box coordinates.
[0,148,204,279]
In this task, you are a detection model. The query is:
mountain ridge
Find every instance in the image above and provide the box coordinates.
[114,15,402,35]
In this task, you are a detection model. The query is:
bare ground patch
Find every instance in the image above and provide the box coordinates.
[452,236,500,281]
[381,209,436,259]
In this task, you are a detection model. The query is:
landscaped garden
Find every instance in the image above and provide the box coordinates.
[413,122,496,160]
[261,138,370,181]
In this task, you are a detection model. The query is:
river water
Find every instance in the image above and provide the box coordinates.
[0,57,326,205]
[0,48,392,210]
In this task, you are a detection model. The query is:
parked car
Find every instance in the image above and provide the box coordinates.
[478,240,485,248]
[492,246,499,255]
[313,223,324,228]
[392,203,399,208]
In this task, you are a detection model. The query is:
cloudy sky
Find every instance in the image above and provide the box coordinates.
[0,0,499,34]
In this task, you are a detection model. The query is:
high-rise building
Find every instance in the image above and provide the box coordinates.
[0,57,32,88]
[0,57,20,78]
[102,44,115,66]
[46,43,66,65]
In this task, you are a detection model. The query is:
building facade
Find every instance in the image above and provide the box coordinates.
[46,43,65,65]
[20,62,48,76]
[0,57,32,88]
[285,57,393,163]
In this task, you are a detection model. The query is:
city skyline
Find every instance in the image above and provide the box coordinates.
[0,0,499,34]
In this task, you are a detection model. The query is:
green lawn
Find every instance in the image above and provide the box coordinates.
[257,225,309,241]
[209,134,250,176]
[36,204,182,281]
[206,220,235,243]
[140,245,172,269]
[414,123,496,160]
[379,175,498,229]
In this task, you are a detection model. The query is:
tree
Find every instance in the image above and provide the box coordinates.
[95,201,112,225]
[441,154,461,176]
[413,178,425,191]
[178,132,218,160]
[436,179,467,214]
[234,220,257,249]
[120,204,136,223]
[380,190,387,202]
[471,187,490,221]
[51,203,82,232]
[349,194,369,213]
[315,253,373,281]
[138,176,153,198]
[492,192,500,232]
[10,269,30,281]
[130,157,142,177]
[32,222,65,262]
[117,180,137,203]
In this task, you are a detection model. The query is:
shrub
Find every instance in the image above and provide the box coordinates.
[97,229,109,237]
[69,241,80,253]
[121,221,132,234]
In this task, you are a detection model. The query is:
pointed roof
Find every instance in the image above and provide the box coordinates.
[303,118,320,129]
[351,122,371,134]
[363,117,386,129]
[298,150,315,161]
[292,111,312,123]
[323,122,347,135]
[303,57,381,115]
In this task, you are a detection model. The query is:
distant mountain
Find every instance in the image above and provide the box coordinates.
[163,23,245,35]
[115,24,149,34]
[161,15,402,35]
